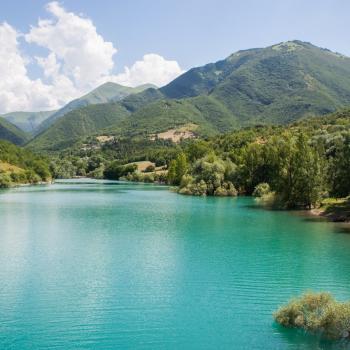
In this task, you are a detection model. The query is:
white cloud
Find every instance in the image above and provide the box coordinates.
[0,2,184,113]
[26,1,117,91]
[110,54,184,87]
[0,22,54,113]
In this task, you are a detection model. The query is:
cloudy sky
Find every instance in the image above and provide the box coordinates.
[0,0,349,113]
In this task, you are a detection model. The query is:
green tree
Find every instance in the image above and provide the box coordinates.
[328,134,350,197]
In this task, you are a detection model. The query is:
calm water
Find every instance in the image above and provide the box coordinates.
[1,180,350,349]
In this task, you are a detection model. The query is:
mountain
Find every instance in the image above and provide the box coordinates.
[27,103,130,151]
[160,41,350,125]
[111,40,350,135]
[29,41,350,152]
[37,82,156,133]
[0,117,30,145]
[2,110,56,134]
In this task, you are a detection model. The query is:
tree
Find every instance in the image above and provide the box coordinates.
[328,134,350,197]
[167,153,188,185]
[271,133,323,208]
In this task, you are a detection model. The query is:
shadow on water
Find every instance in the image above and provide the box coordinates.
[272,323,349,350]
[332,225,350,234]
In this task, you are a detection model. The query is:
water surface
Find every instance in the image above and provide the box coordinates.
[0,180,350,349]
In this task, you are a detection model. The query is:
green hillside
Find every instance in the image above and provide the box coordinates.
[37,82,155,133]
[0,140,51,187]
[2,110,56,133]
[29,41,350,153]
[161,41,350,125]
[0,117,30,145]
[27,103,130,152]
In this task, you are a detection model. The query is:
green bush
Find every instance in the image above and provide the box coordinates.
[274,292,350,340]
[104,162,137,180]
[0,173,12,188]
[253,183,271,197]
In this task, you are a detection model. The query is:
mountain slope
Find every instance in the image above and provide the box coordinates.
[2,110,56,134]
[27,103,130,151]
[37,82,155,133]
[0,117,30,145]
[161,41,350,125]
[29,41,350,152]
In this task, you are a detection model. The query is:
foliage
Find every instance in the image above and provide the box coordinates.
[26,41,350,155]
[327,134,350,197]
[0,140,51,186]
[27,103,130,152]
[177,154,238,196]
[0,117,29,145]
[1,110,55,134]
[274,292,350,340]
[0,173,12,188]
[162,40,350,126]
[124,171,167,184]
[43,105,350,210]
[167,152,188,185]
[36,83,153,134]
[104,162,137,180]
[253,183,271,197]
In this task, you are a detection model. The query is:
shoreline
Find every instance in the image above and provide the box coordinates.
[310,208,350,224]
[5,178,350,227]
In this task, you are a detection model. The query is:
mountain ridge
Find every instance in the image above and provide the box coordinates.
[26,40,350,151]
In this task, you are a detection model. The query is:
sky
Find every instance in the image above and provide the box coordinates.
[0,0,349,113]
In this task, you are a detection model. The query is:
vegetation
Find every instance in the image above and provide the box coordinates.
[24,41,350,156]
[274,292,350,340]
[0,117,29,145]
[161,40,350,125]
[317,197,350,222]
[38,82,154,133]
[27,103,130,151]
[1,110,56,134]
[104,162,137,180]
[5,40,349,211]
[0,140,51,187]
[45,108,350,211]
[252,183,271,197]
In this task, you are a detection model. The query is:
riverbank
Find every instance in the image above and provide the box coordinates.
[311,197,350,223]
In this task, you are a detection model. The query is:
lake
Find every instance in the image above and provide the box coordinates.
[0,180,350,349]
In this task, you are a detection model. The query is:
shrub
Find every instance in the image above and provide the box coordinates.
[0,173,12,188]
[253,183,271,197]
[274,292,350,340]
[104,162,137,180]
[24,170,41,184]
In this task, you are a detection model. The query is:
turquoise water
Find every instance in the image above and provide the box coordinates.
[1,180,350,349]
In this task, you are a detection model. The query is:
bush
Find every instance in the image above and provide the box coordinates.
[178,180,207,196]
[253,183,271,197]
[104,162,137,180]
[0,173,12,188]
[274,292,350,340]
[24,170,41,184]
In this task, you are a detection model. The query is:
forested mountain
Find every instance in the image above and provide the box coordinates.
[27,103,130,151]
[25,41,350,153]
[160,41,350,124]
[37,82,155,133]
[2,110,56,134]
[0,117,30,145]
